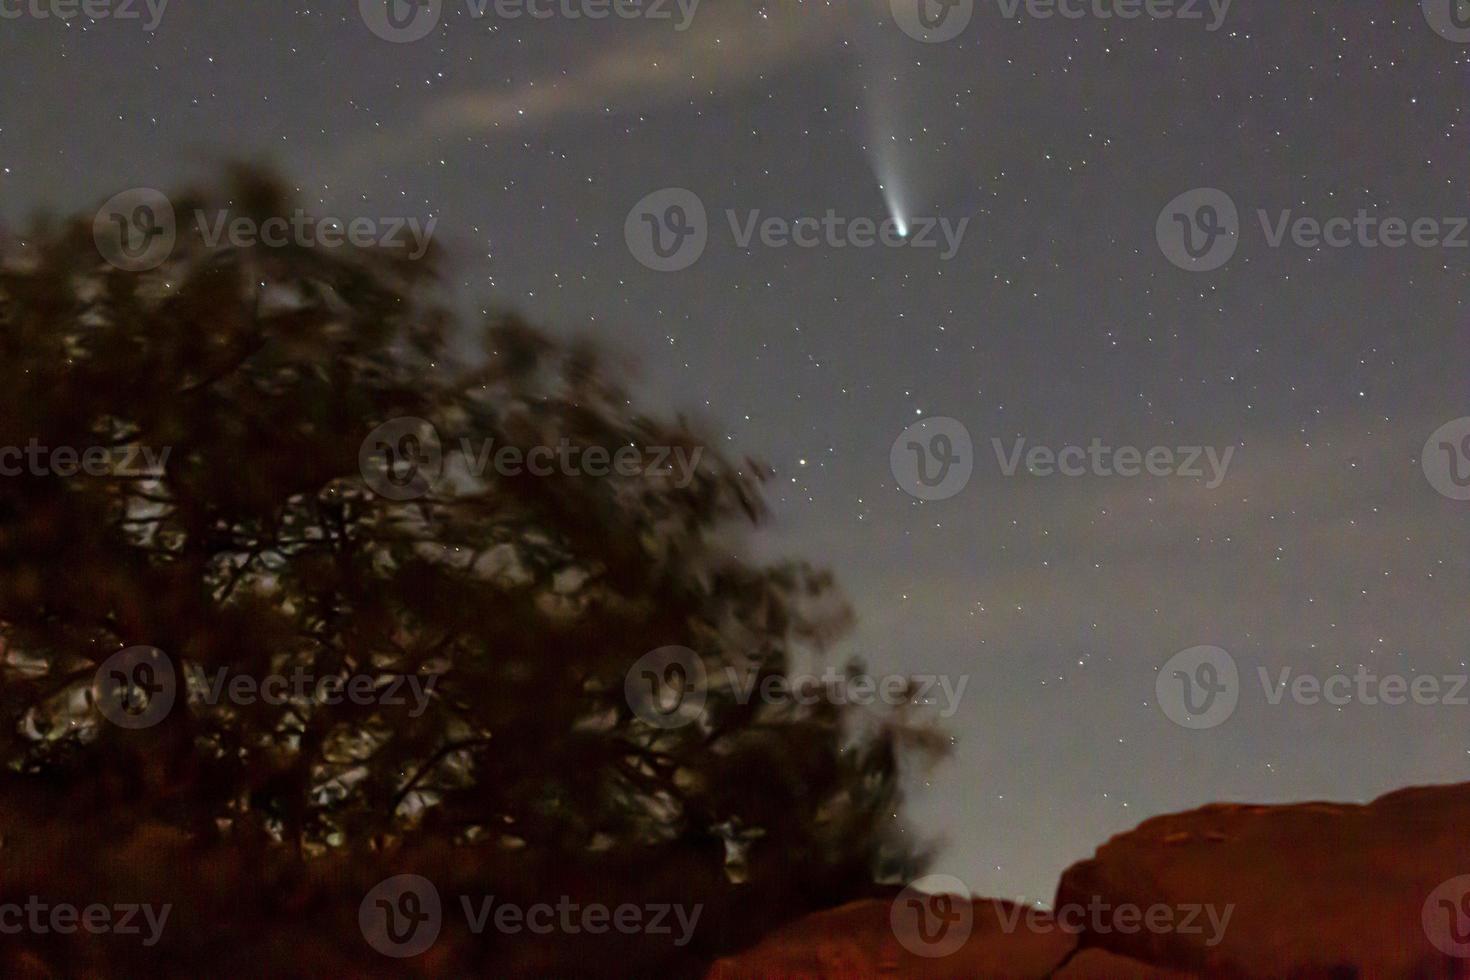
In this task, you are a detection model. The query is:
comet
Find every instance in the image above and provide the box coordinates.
[879,179,910,238]
[862,29,918,240]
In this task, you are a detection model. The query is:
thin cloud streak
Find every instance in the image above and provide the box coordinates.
[345,1,860,171]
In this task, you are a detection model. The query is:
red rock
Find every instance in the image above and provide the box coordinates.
[708,783,1470,978]
[705,891,1190,978]
[1055,782,1470,977]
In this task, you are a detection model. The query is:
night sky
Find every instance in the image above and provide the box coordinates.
[2,1,1467,905]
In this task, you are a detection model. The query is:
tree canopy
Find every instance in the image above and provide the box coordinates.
[0,166,944,977]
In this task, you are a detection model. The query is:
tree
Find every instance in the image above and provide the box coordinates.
[0,166,944,977]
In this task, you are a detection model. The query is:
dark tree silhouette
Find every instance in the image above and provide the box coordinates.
[0,167,945,978]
